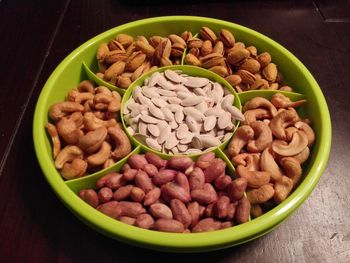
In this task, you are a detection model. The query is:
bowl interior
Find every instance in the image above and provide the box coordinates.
[33,16,331,252]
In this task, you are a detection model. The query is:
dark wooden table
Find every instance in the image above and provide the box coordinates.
[1,0,349,262]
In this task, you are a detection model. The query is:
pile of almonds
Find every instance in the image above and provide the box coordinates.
[79,152,250,233]
[227,93,315,217]
[96,32,191,88]
[184,27,293,92]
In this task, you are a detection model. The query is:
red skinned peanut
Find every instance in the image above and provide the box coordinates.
[143,187,161,206]
[128,154,148,169]
[135,213,155,229]
[145,152,167,168]
[204,159,226,183]
[98,187,113,203]
[79,189,99,208]
[134,170,153,193]
[170,199,192,228]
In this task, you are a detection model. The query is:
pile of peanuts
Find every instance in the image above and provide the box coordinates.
[96,32,190,88]
[46,80,132,180]
[79,152,251,233]
[227,93,315,217]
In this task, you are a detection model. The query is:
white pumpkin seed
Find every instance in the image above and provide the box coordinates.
[138,121,148,135]
[140,115,160,124]
[146,138,162,151]
[184,77,210,88]
[204,115,217,131]
[157,124,171,144]
[180,132,194,144]
[217,112,231,129]
[165,132,178,150]
[176,123,189,139]
[224,104,245,121]
[154,88,177,97]
[177,91,193,99]
[191,136,203,149]
[195,101,208,113]
[147,124,160,137]
[142,87,160,98]
[138,95,154,107]
[183,107,205,122]
[132,86,142,100]
[193,88,207,96]
[174,109,184,123]
[177,144,189,152]
[148,72,161,87]
[185,115,200,133]
[162,107,174,122]
[164,69,186,83]
[167,97,182,104]
[126,126,135,136]
[166,104,182,112]
[181,97,204,106]
[169,120,179,130]
[151,97,168,108]
[148,106,165,120]
[186,148,202,154]
[204,107,225,117]
[199,135,222,148]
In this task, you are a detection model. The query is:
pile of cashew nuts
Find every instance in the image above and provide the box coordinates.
[227,93,315,217]
[46,80,131,180]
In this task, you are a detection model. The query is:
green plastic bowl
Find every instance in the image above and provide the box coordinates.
[33,16,331,252]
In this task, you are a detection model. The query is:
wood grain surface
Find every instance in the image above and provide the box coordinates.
[0,0,349,262]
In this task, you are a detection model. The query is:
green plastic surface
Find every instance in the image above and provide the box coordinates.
[33,16,331,252]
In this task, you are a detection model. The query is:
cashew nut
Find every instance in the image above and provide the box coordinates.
[294,121,315,147]
[285,126,298,141]
[56,112,84,145]
[45,123,61,159]
[77,80,95,94]
[292,146,310,164]
[83,112,117,131]
[271,93,306,109]
[108,126,132,160]
[49,101,84,122]
[227,125,254,156]
[95,86,112,96]
[273,175,294,203]
[245,154,261,171]
[61,158,88,180]
[269,109,298,140]
[108,91,121,113]
[87,141,112,166]
[54,145,83,169]
[236,165,271,188]
[243,97,278,117]
[272,130,308,156]
[103,158,115,169]
[246,184,275,204]
[74,92,94,104]
[247,121,273,153]
[280,157,302,187]
[78,126,108,153]
[243,108,271,125]
[260,147,283,181]
[231,153,250,166]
